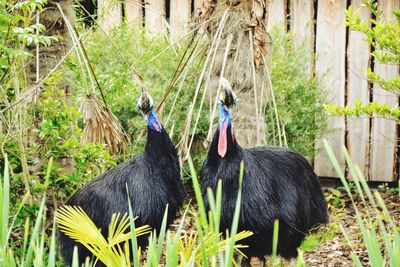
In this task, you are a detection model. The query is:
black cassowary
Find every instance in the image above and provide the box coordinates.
[58,91,185,265]
[201,78,328,262]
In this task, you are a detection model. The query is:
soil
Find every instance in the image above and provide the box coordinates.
[167,187,400,267]
[303,189,400,267]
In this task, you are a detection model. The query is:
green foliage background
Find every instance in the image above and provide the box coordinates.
[266,28,327,157]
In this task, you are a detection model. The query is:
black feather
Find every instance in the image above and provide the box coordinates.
[58,126,185,265]
[201,125,328,259]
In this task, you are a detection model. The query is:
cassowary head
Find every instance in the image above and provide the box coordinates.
[137,91,162,132]
[137,91,154,116]
[218,78,238,158]
[219,77,238,111]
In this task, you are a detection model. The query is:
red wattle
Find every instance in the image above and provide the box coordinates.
[218,121,228,157]
[152,121,161,132]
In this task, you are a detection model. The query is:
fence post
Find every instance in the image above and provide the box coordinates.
[370,0,399,182]
[98,0,122,32]
[314,0,347,177]
[170,0,191,41]
[291,0,314,77]
[347,0,371,180]
[145,0,166,33]
[267,0,287,31]
[125,0,142,26]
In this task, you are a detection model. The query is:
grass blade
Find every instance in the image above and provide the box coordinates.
[188,154,208,230]
[22,194,46,267]
[126,184,140,267]
[0,156,10,248]
[272,219,279,258]
[47,218,57,267]
[71,246,79,267]
[225,161,244,267]
[156,205,169,263]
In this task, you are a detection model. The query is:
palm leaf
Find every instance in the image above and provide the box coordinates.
[56,205,151,267]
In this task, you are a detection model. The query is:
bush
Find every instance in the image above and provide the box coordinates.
[266,28,328,157]
[69,24,205,156]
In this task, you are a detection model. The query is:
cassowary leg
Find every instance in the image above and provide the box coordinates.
[241,256,265,267]
[281,258,295,267]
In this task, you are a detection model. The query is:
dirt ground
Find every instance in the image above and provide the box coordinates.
[303,189,399,267]
[169,188,400,267]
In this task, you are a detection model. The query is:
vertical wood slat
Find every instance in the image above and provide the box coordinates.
[290,0,314,76]
[314,0,347,177]
[193,0,202,10]
[145,0,166,33]
[370,0,399,182]
[97,0,122,32]
[170,0,191,41]
[125,0,142,26]
[267,0,287,31]
[347,0,371,179]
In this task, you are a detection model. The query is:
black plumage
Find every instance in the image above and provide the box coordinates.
[201,79,328,260]
[58,92,185,265]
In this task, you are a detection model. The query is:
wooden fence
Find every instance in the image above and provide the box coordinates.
[95,0,399,182]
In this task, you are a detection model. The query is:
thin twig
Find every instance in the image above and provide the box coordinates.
[73,26,108,106]
[157,37,200,113]
[186,9,230,156]
[75,0,147,91]
[206,34,233,143]
[262,54,284,146]
[0,32,88,114]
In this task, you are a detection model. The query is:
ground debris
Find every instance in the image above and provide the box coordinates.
[303,189,399,267]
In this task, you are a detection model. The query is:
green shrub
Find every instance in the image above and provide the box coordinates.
[266,28,328,157]
[70,24,205,155]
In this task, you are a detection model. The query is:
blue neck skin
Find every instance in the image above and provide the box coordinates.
[147,107,162,132]
[218,101,232,127]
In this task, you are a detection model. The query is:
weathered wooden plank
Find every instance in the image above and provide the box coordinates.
[314,0,347,177]
[145,0,166,33]
[97,0,122,32]
[125,0,142,26]
[347,0,371,179]
[194,0,202,10]
[370,0,399,182]
[170,0,191,41]
[290,0,314,76]
[267,0,287,31]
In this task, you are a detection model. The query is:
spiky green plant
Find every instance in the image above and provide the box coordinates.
[0,157,72,267]
[54,154,252,267]
[325,141,400,267]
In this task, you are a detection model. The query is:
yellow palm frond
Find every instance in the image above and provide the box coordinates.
[176,229,253,266]
[56,205,151,267]
[178,231,198,262]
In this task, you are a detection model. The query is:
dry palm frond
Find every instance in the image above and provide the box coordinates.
[177,0,276,159]
[251,0,269,67]
[56,205,151,267]
[193,0,216,25]
[79,93,128,154]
